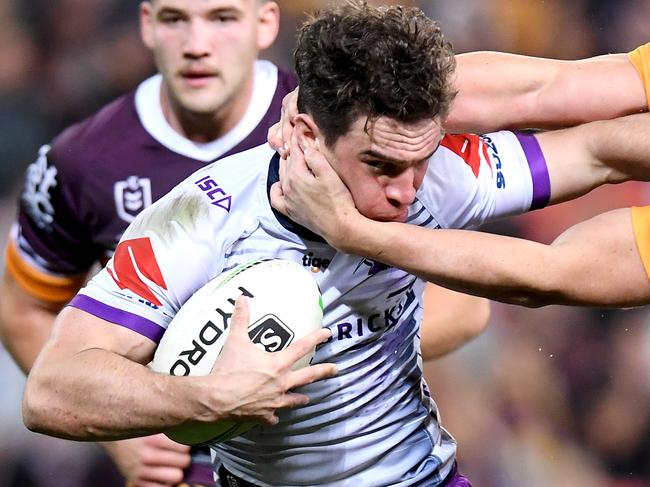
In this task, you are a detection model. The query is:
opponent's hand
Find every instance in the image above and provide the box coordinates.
[270,134,360,250]
[101,434,191,487]
[268,88,299,158]
[206,297,337,426]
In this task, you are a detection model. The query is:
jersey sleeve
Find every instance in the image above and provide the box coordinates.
[631,206,650,282]
[414,130,549,229]
[7,138,100,304]
[69,179,233,343]
[629,43,650,110]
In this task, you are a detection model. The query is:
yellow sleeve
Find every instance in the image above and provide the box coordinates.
[629,43,650,110]
[4,240,87,304]
[631,206,650,282]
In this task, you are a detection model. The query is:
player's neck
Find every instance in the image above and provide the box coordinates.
[159,79,254,143]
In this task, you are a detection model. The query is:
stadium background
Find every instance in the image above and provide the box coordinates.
[0,0,649,485]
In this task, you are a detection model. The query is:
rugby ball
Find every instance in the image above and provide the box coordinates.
[151,258,323,445]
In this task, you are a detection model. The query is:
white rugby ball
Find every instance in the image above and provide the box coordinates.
[151,258,323,445]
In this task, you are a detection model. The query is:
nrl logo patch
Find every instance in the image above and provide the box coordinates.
[114,175,152,223]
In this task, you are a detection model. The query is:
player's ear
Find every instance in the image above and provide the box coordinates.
[140,1,155,49]
[293,114,321,153]
[256,1,280,50]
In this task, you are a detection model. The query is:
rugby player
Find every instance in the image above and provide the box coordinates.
[270,43,649,358]
[1,0,489,458]
[0,0,489,487]
[271,44,650,309]
[22,3,650,486]
[0,0,491,482]
[1,1,290,485]
[1,0,492,482]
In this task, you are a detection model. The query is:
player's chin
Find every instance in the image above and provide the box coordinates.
[181,94,226,116]
[176,83,223,106]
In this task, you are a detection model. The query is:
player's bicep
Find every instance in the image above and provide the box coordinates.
[549,208,650,306]
[448,52,556,133]
[74,188,227,342]
[43,306,156,365]
[449,52,645,133]
[537,54,646,125]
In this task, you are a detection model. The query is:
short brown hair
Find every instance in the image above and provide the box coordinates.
[294,1,456,146]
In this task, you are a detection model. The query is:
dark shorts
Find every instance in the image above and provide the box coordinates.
[179,459,216,487]
[217,462,472,487]
[126,461,215,487]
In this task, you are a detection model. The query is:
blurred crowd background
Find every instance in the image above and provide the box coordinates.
[0,0,649,485]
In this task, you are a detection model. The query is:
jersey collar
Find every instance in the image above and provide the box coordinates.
[266,153,326,243]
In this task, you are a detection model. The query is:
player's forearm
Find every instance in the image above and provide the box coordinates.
[0,309,56,375]
[23,347,210,441]
[339,219,564,307]
[448,51,646,133]
[587,112,650,183]
[419,286,490,361]
[0,274,63,374]
[539,112,650,207]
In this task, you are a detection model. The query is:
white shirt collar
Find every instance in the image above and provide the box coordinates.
[135,60,279,162]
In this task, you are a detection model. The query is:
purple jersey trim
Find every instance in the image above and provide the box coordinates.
[182,461,216,486]
[515,132,550,210]
[441,463,472,487]
[69,294,165,343]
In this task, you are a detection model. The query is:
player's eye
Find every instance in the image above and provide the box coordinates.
[365,160,387,170]
[214,14,238,23]
[159,11,185,24]
[366,160,402,177]
[209,10,241,23]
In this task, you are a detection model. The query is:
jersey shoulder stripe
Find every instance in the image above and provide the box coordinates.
[514,131,550,210]
[69,294,165,342]
[420,130,549,230]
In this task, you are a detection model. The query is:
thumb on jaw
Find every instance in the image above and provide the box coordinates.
[302,145,329,178]
[270,182,288,215]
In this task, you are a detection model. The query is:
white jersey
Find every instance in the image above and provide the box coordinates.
[72,130,549,486]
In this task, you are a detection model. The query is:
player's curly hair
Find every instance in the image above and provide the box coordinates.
[294,1,456,147]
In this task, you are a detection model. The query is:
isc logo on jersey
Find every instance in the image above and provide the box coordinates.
[194,175,232,212]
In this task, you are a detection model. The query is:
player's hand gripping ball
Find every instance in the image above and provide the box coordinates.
[151,258,324,445]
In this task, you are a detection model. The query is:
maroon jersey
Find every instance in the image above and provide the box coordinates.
[8,61,297,303]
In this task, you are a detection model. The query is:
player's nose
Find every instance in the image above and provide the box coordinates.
[183,20,211,58]
[385,170,417,207]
